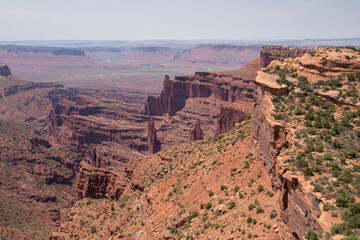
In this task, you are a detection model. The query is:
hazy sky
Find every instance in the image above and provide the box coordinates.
[1,0,359,41]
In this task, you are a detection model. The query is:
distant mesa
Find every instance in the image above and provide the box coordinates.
[0,65,12,76]
[0,45,85,56]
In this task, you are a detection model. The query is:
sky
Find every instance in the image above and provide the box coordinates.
[1,0,360,41]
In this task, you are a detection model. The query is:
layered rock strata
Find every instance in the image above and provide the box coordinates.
[144,72,256,116]
[145,46,309,118]
[251,47,360,238]
[216,100,254,135]
[76,160,132,200]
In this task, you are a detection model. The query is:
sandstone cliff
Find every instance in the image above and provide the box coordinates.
[260,46,310,68]
[76,160,132,200]
[145,71,255,116]
[145,46,308,118]
[252,47,360,239]
[48,93,148,153]
[216,100,254,135]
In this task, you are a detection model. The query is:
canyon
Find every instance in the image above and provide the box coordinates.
[1,44,359,240]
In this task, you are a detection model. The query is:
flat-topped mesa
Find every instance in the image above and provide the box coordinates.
[147,118,161,154]
[190,119,204,141]
[0,65,11,76]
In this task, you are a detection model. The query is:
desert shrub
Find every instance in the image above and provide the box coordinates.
[270,209,277,219]
[220,185,227,191]
[305,230,319,240]
[246,216,252,223]
[313,184,324,192]
[296,158,309,169]
[208,190,214,197]
[239,192,245,199]
[323,203,336,211]
[330,223,347,234]
[307,128,318,135]
[248,204,255,211]
[323,152,333,161]
[341,202,360,228]
[266,191,274,197]
[314,143,324,152]
[257,184,264,193]
[90,226,97,234]
[304,121,313,127]
[345,46,357,51]
[303,167,314,176]
[256,206,264,214]
[205,202,212,210]
[346,150,357,159]
[294,107,304,115]
[337,170,353,183]
[336,189,355,207]
[228,201,236,210]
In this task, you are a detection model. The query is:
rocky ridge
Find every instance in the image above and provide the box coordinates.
[252,47,360,239]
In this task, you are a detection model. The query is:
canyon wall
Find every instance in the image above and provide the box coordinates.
[260,46,310,68]
[251,82,323,239]
[145,46,308,118]
[250,49,339,238]
[144,71,256,116]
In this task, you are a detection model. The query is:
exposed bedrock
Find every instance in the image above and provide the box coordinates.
[144,72,256,116]
[251,70,323,239]
[145,46,309,118]
[260,46,310,68]
[216,100,254,136]
[190,118,204,141]
[75,160,132,200]
[147,118,161,154]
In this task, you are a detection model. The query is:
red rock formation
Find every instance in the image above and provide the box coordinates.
[76,160,132,200]
[216,100,254,135]
[145,71,256,116]
[260,46,310,68]
[0,65,11,76]
[47,94,148,153]
[145,46,309,117]
[190,119,204,141]
[251,52,326,239]
[147,118,161,154]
